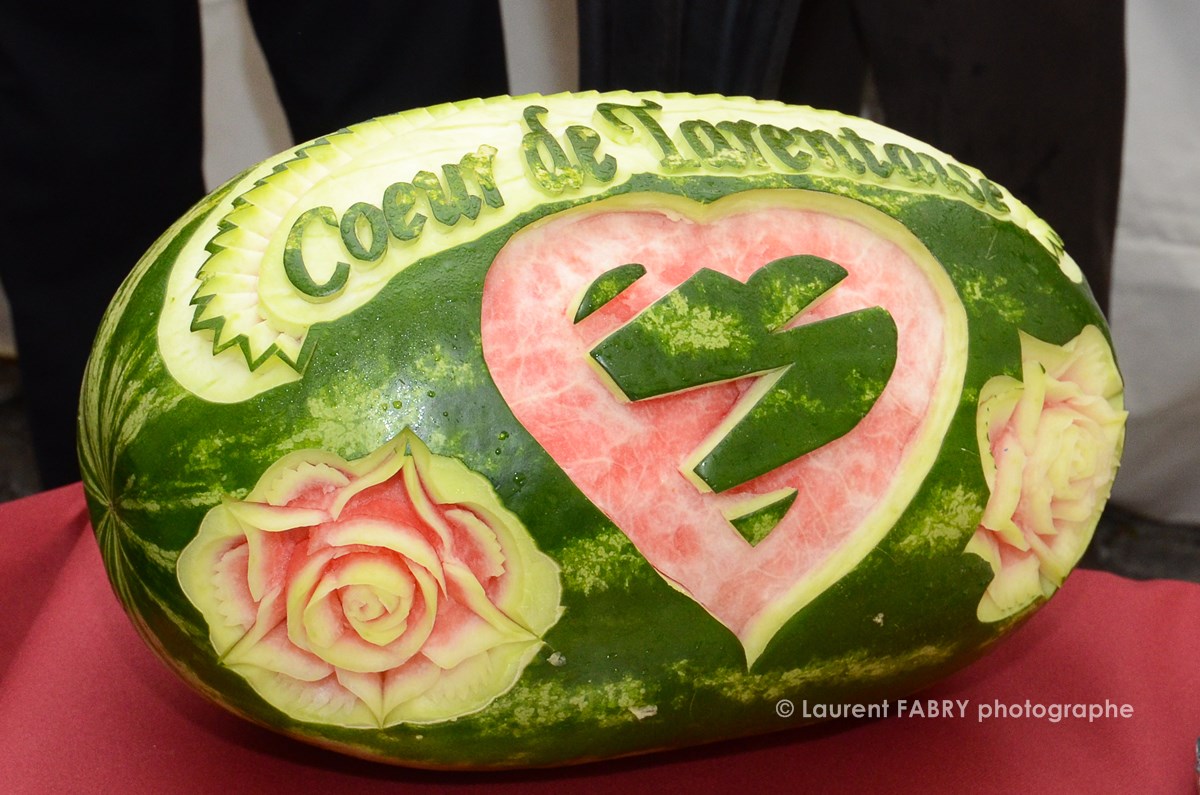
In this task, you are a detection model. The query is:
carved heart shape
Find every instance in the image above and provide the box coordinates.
[481,192,965,665]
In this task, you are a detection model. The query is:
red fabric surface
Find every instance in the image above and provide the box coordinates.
[2,484,1198,793]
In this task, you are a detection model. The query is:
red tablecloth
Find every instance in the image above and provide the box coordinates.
[2,484,1198,793]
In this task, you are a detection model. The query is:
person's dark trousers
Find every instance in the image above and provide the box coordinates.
[578,0,1124,315]
[0,0,508,489]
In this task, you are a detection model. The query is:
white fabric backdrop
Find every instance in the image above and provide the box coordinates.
[1106,0,1200,523]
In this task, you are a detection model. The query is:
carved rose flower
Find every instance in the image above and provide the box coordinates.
[967,325,1126,622]
[177,430,562,728]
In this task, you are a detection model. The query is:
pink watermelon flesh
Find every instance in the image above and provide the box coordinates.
[481,201,947,652]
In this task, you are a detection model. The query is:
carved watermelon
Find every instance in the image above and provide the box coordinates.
[79,92,1126,768]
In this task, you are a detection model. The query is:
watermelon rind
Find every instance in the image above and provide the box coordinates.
[79,91,1123,768]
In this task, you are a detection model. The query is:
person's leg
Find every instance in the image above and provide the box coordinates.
[577,0,803,97]
[0,1,206,487]
[246,0,510,144]
[849,0,1126,312]
[776,0,869,115]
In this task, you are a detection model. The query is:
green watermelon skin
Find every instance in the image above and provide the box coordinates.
[79,92,1124,768]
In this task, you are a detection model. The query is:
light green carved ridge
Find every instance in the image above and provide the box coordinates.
[189,121,397,372]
